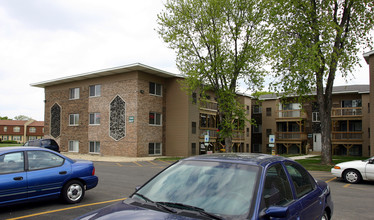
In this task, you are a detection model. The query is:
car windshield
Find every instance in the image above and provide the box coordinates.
[364,156,374,162]
[134,160,260,219]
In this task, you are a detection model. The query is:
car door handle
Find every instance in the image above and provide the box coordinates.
[13,176,23,181]
[59,171,67,175]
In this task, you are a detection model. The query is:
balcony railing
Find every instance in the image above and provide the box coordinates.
[331,107,362,117]
[276,132,307,141]
[199,100,218,112]
[332,131,363,141]
[276,109,307,119]
[232,130,245,140]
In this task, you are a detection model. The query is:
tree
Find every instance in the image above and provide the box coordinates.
[157,0,266,152]
[266,0,374,164]
[0,116,10,120]
[14,115,33,121]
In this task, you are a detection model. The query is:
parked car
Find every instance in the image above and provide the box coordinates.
[331,156,374,184]
[24,139,60,152]
[75,153,333,220]
[0,147,98,207]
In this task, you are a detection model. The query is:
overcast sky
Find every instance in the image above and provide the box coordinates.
[0,0,371,121]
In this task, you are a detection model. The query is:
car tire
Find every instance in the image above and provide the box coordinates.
[343,169,361,184]
[321,211,329,220]
[62,180,85,204]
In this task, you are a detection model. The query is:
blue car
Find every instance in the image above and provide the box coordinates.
[0,147,98,207]
[76,153,333,220]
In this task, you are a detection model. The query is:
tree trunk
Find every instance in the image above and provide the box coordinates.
[225,136,233,153]
[318,88,333,165]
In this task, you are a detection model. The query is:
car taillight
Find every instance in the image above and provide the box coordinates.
[92,167,95,176]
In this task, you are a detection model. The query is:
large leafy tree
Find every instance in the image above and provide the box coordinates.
[157,0,266,152]
[267,0,374,164]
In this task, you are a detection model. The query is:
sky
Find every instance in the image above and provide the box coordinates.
[0,0,371,121]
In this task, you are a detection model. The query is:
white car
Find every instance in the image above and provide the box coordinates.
[331,156,374,184]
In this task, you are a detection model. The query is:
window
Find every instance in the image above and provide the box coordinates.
[149,112,162,125]
[262,163,293,208]
[192,122,196,134]
[266,108,272,116]
[0,152,24,174]
[89,141,100,153]
[13,126,20,132]
[29,127,36,133]
[13,136,21,141]
[89,85,101,97]
[69,140,79,152]
[192,93,197,104]
[253,105,262,114]
[149,143,162,155]
[27,151,64,170]
[246,105,250,114]
[69,88,80,100]
[285,162,315,198]
[4,126,7,132]
[253,124,262,133]
[89,113,101,125]
[69,114,79,126]
[246,127,250,137]
[266,129,272,137]
[312,112,320,122]
[192,143,196,155]
[149,82,162,96]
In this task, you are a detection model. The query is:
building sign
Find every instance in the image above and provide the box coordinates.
[129,116,134,123]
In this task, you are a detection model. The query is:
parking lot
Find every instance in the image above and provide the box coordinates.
[0,160,373,220]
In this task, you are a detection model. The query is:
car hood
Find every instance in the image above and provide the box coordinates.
[75,199,197,220]
[335,160,365,168]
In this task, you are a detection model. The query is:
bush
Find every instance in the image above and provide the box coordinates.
[0,140,18,144]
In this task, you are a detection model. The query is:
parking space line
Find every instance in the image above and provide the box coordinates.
[6,198,126,220]
[133,161,143,167]
[147,160,158,166]
[326,177,336,183]
[344,184,351,188]
[116,162,123,167]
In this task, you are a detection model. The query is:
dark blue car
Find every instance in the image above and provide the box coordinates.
[0,147,98,206]
[76,153,333,220]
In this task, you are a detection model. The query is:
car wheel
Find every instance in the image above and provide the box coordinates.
[343,169,361,184]
[321,211,329,220]
[62,180,85,204]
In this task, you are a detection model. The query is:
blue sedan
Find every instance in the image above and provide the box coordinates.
[76,153,333,220]
[0,147,98,207]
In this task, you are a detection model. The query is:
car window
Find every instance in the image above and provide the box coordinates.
[262,163,293,208]
[285,162,315,198]
[0,152,25,174]
[135,160,260,218]
[27,151,64,170]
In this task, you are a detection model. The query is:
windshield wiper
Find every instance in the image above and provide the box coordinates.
[133,193,177,214]
[157,202,223,220]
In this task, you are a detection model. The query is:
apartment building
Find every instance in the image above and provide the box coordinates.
[0,120,44,143]
[32,63,252,157]
[252,85,371,157]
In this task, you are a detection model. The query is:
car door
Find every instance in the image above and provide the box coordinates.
[0,151,27,205]
[258,162,302,220]
[365,158,374,181]
[26,150,71,199]
[284,161,324,219]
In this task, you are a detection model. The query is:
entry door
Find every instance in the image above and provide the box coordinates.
[313,133,321,152]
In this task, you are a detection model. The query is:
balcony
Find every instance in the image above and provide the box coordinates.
[332,131,363,143]
[276,132,307,142]
[199,100,218,115]
[331,107,362,119]
[276,109,307,121]
[199,129,245,142]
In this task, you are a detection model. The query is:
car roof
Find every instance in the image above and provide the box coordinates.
[0,146,52,153]
[183,153,290,167]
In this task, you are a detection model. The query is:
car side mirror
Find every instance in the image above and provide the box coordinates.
[135,185,141,191]
[265,206,289,218]
[369,159,374,164]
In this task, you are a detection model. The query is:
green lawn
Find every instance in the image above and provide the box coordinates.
[0,143,21,147]
[294,155,368,172]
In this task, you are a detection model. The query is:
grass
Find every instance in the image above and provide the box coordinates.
[0,143,21,147]
[294,155,368,171]
[156,157,185,161]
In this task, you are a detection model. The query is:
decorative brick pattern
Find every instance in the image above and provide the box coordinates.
[110,95,126,141]
[50,103,61,138]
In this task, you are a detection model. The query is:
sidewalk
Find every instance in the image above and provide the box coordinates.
[62,152,161,163]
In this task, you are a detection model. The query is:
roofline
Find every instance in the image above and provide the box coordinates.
[31,63,183,88]
[364,50,374,64]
